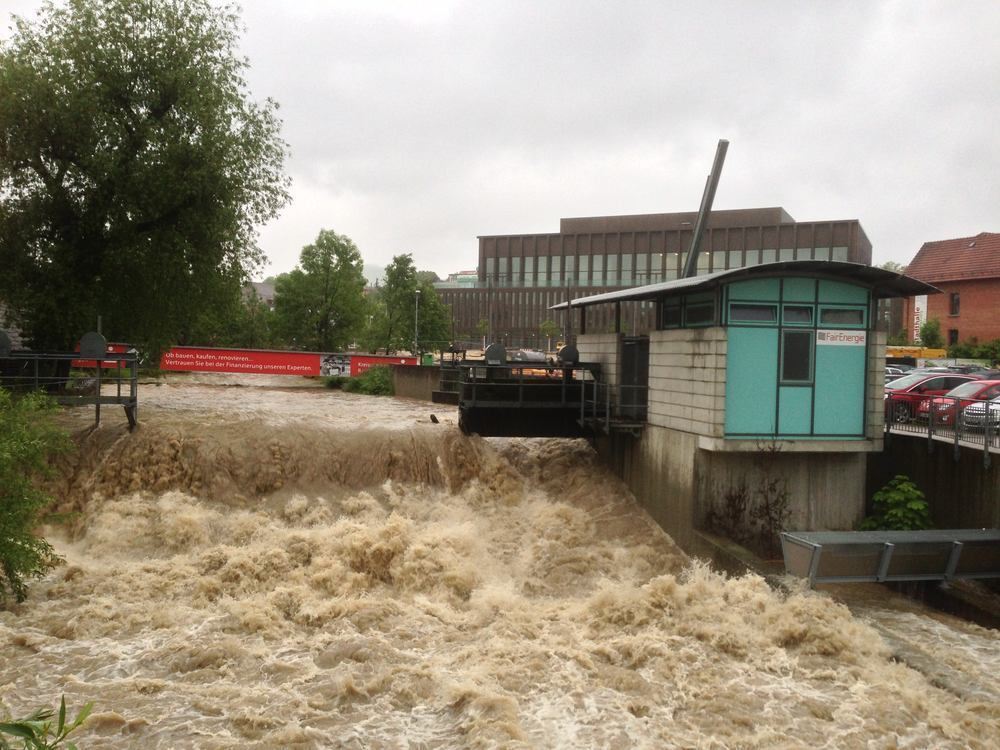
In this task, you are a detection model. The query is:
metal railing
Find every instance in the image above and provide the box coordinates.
[885,393,999,466]
[580,382,648,434]
[1,351,138,428]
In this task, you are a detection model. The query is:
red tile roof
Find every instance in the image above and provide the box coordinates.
[905,232,1000,283]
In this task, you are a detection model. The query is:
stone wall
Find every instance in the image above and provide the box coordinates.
[648,328,727,438]
[576,333,621,386]
[866,330,887,443]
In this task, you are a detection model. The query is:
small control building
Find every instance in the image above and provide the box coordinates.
[555,261,937,550]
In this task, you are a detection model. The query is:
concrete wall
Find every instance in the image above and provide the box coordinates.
[869,435,1000,529]
[577,333,621,386]
[648,328,727,437]
[695,448,867,532]
[616,425,700,550]
[610,423,869,556]
[866,330,887,443]
[391,365,440,402]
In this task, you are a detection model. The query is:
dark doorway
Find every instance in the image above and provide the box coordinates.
[620,336,649,421]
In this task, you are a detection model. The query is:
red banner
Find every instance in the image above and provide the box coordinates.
[72,342,131,369]
[159,347,417,376]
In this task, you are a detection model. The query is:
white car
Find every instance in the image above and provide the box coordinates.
[960,395,1000,430]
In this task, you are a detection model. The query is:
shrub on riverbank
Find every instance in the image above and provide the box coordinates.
[325,365,394,396]
[0,389,70,605]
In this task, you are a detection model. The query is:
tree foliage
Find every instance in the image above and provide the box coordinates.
[0,390,69,605]
[365,254,450,353]
[919,318,944,349]
[0,0,290,357]
[272,230,368,351]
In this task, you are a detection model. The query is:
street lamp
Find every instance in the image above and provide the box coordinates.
[414,288,421,356]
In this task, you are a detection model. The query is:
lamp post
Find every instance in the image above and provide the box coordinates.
[414,288,421,357]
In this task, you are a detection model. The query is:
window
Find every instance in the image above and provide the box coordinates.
[592,254,604,286]
[524,256,534,286]
[511,257,521,287]
[563,256,575,286]
[782,305,813,325]
[819,307,865,327]
[606,254,618,285]
[578,255,589,285]
[948,328,959,346]
[781,330,813,383]
[662,302,682,328]
[949,292,960,316]
[730,303,777,323]
[685,300,716,326]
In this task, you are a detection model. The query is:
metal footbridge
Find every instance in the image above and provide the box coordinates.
[781,529,1000,586]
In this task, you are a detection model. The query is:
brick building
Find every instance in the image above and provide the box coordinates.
[902,232,1000,346]
[437,208,873,348]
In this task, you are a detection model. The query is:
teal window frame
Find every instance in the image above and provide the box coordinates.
[782,304,814,326]
[780,329,814,384]
[729,303,778,325]
[818,306,866,328]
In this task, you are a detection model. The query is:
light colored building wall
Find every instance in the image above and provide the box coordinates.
[866,330,887,443]
[576,333,621,386]
[647,328,727,437]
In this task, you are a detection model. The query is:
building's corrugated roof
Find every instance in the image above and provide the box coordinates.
[549,261,938,310]
[905,232,1000,283]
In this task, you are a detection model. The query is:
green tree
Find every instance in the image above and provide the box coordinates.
[0,0,290,358]
[0,390,69,605]
[365,255,450,354]
[919,318,944,349]
[272,230,368,351]
[539,319,560,351]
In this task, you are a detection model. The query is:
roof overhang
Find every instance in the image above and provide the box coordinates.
[549,261,939,310]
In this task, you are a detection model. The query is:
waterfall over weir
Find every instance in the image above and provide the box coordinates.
[2,374,998,748]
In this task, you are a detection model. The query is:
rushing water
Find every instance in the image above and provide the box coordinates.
[1,375,998,748]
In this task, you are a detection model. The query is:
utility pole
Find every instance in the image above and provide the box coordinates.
[414,288,421,356]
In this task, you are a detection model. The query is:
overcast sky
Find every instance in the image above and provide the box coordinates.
[5,1,1000,280]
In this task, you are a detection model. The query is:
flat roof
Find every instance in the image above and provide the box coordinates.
[549,261,939,310]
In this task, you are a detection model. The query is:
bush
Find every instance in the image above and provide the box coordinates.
[341,366,394,396]
[0,695,93,749]
[860,475,932,531]
[0,389,70,605]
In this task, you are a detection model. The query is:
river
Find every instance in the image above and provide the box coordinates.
[1,374,997,748]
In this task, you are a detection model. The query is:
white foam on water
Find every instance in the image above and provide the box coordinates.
[1,375,997,748]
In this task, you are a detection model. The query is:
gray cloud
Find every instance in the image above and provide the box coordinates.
[6,0,999,277]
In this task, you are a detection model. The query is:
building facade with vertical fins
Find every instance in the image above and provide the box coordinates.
[436,207,872,349]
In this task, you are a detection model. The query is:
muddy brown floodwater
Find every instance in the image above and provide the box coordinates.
[1,374,998,748]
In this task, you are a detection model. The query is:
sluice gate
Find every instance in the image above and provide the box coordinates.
[781,529,1000,586]
[456,360,601,438]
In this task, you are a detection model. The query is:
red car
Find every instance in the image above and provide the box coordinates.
[884,373,979,422]
[917,379,1000,425]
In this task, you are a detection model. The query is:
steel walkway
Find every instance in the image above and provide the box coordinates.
[781,529,1000,586]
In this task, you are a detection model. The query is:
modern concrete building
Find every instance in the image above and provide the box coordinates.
[554,261,933,552]
[437,208,873,348]
[901,232,1000,346]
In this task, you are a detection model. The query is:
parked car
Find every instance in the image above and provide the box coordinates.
[885,366,905,380]
[884,373,979,422]
[916,379,1000,425]
[961,395,1000,431]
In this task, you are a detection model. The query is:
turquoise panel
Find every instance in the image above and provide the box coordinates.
[727,278,780,301]
[813,340,866,435]
[725,328,778,435]
[782,278,816,302]
[778,387,813,434]
[818,280,868,304]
